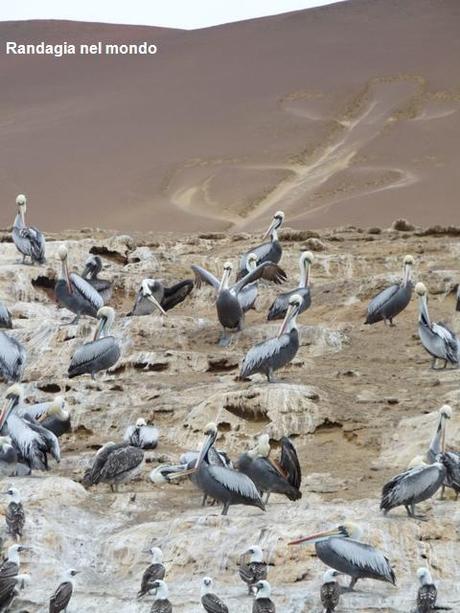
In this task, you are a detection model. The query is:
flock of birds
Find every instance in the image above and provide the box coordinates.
[0,195,459,611]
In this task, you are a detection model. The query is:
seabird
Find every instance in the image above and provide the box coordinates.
[239,211,285,276]
[425,405,460,499]
[0,331,26,383]
[68,306,120,379]
[201,577,228,613]
[55,244,104,324]
[138,547,165,599]
[267,251,313,320]
[19,395,71,438]
[320,569,341,613]
[0,544,28,612]
[240,293,302,382]
[149,579,172,613]
[81,254,113,302]
[83,441,144,492]
[4,486,25,541]
[415,282,459,369]
[12,194,46,265]
[49,569,79,613]
[0,302,12,329]
[239,546,267,595]
[426,405,452,464]
[124,418,159,450]
[0,436,18,477]
[289,522,396,591]
[415,567,451,612]
[253,580,275,613]
[128,277,193,316]
[365,255,414,326]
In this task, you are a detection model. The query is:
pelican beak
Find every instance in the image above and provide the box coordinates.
[278,303,294,338]
[146,293,167,316]
[288,527,339,546]
[167,466,196,480]
[441,419,447,453]
[94,316,106,341]
[195,431,214,468]
[37,410,49,423]
[64,260,73,294]
[0,397,16,431]
[262,218,276,240]
[218,268,231,293]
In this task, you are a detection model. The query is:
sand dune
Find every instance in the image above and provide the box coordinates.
[1,0,460,232]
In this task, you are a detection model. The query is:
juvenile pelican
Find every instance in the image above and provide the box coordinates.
[0,331,26,382]
[380,463,446,519]
[49,569,79,613]
[138,547,165,599]
[55,245,104,323]
[12,194,46,265]
[128,278,193,316]
[240,294,302,382]
[19,395,71,438]
[150,579,172,613]
[83,441,143,492]
[239,211,285,276]
[0,301,12,329]
[201,577,229,613]
[4,486,25,541]
[81,255,113,302]
[253,580,275,613]
[267,251,313,320]
[239,546,267,595]
[289,522,396,591]
[124,418,159,450]
[365,255,414,326]
[68,306,120,379]
[415,282,459,369]
[320,569,341,613]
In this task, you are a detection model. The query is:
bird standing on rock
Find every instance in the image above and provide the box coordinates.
[4,486,25,541]
[12,194,46,265]
[124,418,159,450]
[149,579,173,613]
[239,546,268,595]
[138,547,166,599]
[201,576,228,613]
[239,211,285,276]
[320,569,341,613]
[415,567,452,612]
[81,254,113,302]
[49,569,79,613]
[253,580,275,613]
[267,251,313,320]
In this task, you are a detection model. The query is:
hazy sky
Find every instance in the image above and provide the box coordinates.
[0,0,348,29]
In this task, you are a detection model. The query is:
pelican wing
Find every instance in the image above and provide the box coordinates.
[208,465,261,500]
[69,273,104,309]
[191,265,221,289]
[324,538,395,583]
[432,323,458,361]
[0,303,12,329]
[17,400,52,420]
[366,284,399,317]
[381,464,445,509]
[162,279,193,310]
[441,451,460,490]
[0,332,26,382]
[280,437,302,489]
[140,425,159,448]
[123,424,138,445]
[49,581,73,613]
[240,242,273,272]
[233,262,286,294]
[201,593,229,613]
[240,335,290,377]
[69,337,116,370]
[238,283,257,312]
[23,416,61,462]
[99,446,144,480]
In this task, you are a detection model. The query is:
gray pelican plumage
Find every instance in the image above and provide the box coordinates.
[201,577,229,613]
[426,405,452,464]
[428,405,460,500]
[415,282,459,369]
[128,277,193,316]
[320,569,341,613]
[49,569,79,613]
[0,302,12,329]
[19,395,71,438]
[239,546,267,595]
[240,293,302,382]
[4,486,25,541]
[0,331,26,382]
[239,211,285,277]
[138,547,165,599]
[149,579,172,613]
[0,436,18,477]
[68,306,120,379]
[267,251,313,320]
[124,418,159,450]
[83,441,144,492]
[12,194,46,265]
[0,385,60,471]
[0,544,28,612]
[192,260,286,346]
[55,245,104,324]
[81,255,113,302]
[238,434,301,502]
[253,580,275,613]
[289,522,396,591]
[365,255,414,326]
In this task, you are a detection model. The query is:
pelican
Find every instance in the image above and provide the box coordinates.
[19,395,71,438]
[0,544,28,612]
[68,306,120,379]
[124,418,159,449]
[149,579,172,613]
[240,294,302,382]
[192,260,286,346]
[201,577,228,613]
[0,437,18,477]
[4,486,25,541]
[55,245,104,324]
[49,569,79,613]
[426,405,452,463]
[365,255,414,326]
[320,570,341,613]
[415,282,459,369]
[0,385,60,471]
[239,546,267,595]
[239,211,285,276]
[238,434,301,502]
[138,547,165,599]
[289,522,396,591]
[425,405,460,499]
[0,302,12,329]
[0,331,26,382]
[81,254,113,302]
[12,194,46,265]
[267,251,313,320]
[83,441,144,492]
[177,447,233,507]
[253,580,275,613]
[128,277,193,316]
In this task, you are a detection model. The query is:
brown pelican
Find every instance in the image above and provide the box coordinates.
[0,437,18,477]
[81,255,113,302]
[425,405,460,499]
[150,579,172,613]
[192,260,286,346]
[320,570,341,613]
[426,405,452,464]
[138,547,165,599]
[129,278,193,316]
[0,544,28,611]
[19,396,71,438]
[201,577,228,613]
[0,385,60,471]
[365,255,414,326]
[124,418,159,450]
[0,302,12,329]
[289,522,396,591]
[238,434,301,502]
[253,580,275,613]
[49,569,79,613]
[267,251,313,320]
[0,331,26,382]
[239,546,267,595]
[240,294,302,382]
[83,441,144,492]
[380,463,446,519]
[12,194,46,265]
[55,245,104,324]
[68,306,120,379]
[239,211,285,276]
[415,282,459,369]
[4,486,25,541]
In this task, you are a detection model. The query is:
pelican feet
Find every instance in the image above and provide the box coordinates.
[404,505,428,521]
[218,332,232,348]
